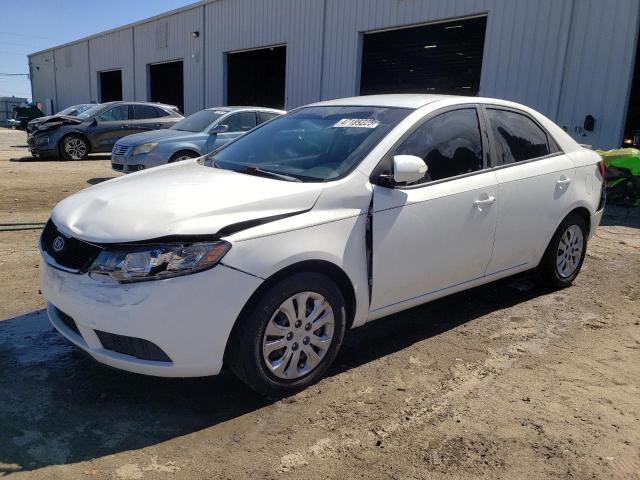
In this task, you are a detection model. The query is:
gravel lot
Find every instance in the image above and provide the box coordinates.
[0,127,638,479]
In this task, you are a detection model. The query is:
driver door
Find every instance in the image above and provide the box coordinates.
[370,107,499,315]
[93,104,131,151]
[208,111,257,151]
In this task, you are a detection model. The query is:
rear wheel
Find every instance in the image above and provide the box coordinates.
[540,213,588,288]
[169,150,199,163]
[228,272,347,397]
[60,135,89,160]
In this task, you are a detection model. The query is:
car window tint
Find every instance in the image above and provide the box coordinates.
[395,108,484,183]
[486,109,550,164]
[98,105,129,121]
[134,105,160,119]
[224,112,257,132]
[257,111,280,124]
[154,107,170,117]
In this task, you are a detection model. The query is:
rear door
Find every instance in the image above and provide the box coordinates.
[92,104,131,150]
[370,106,499,314]
[482,106,575,275]
[130,105,169,133]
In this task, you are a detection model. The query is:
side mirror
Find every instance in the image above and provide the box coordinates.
[209,124,228,134]
[91,117,98,126]
[583,114,595,132]
[389,155,428,185]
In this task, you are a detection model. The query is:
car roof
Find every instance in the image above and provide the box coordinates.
[101,101,177,109]
[309,94,455,109]
[204,106,286,113]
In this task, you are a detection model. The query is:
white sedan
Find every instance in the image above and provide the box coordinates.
[40,94,605,395]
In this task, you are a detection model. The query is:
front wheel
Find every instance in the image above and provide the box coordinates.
[228,272,347,397]
[60,135,89,160]
[540,213,588,288]
[169,150,199,163]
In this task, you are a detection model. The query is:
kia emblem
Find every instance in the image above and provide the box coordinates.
[52,236,66,252]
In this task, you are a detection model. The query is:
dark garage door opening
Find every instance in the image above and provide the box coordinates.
[149,60,184,113]
[360,16,488,96]
[227,46,286,109]
[99,70,122,102]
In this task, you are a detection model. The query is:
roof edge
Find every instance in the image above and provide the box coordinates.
[28,0,219,58]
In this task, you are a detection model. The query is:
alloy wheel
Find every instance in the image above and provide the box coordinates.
[65,138,87,160]
[556,224,584,278]
[262,292,335,380]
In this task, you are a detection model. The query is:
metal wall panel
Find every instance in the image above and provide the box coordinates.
[322,0,574,120]
[88,28,135,102]
[557,0,640,148]
[133,6,205,114]
[53,42,91,110]
[29,51,57,114]
[204,0,325,109]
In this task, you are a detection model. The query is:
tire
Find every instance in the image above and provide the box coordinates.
[169,150,199,163]
[540,213,588,288]
[228,272,347,397]
[60,134,89,160]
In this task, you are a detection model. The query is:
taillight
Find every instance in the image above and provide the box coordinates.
[597,159,605,181]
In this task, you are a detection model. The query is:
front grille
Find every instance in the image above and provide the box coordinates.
[112,144,130,156]
[54,306,81,336]
[111,162,123,171]
[41,220,102,272]
[95,331,172,362]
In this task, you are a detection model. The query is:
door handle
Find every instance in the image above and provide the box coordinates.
[473,196,496,211]
[556,177,572,186]
[120,124,129,129]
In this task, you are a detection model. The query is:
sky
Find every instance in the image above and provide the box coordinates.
[0,0,195,101]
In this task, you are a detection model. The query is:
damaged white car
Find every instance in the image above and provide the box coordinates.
[40,94,605,395]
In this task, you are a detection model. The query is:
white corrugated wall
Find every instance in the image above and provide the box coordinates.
[133,6,205,114]
[27,0,640,148]
[52,42,91,109]
[204,0,325,109]
[88,28,135,103]
[29,51,57,114]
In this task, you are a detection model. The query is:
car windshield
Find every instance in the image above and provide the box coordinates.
[171,110,226,132]
[58,105,92,116]
[76,104,106,120]
[204,106,412,182]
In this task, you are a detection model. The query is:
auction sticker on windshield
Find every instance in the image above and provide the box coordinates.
[332,118,380,128]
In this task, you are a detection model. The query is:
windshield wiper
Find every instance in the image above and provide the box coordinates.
[236,166,302,182]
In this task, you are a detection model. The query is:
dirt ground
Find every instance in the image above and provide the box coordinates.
[0,127,638,479]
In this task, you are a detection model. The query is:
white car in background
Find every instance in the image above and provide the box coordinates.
[40,94,605,396]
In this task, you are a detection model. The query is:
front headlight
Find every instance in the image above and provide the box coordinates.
[132,142,158,155]
[88,241,231,282]
[36,136,49,145]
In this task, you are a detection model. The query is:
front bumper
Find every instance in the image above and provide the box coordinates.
[111,149,169,173]
[40,259,262,377]
[27,134,57,158]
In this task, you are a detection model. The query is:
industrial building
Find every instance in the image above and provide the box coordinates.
[28,0,640,149]
[0,96,28,122]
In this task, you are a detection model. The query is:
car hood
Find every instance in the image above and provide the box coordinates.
[51,160,324,243]
[116,129,197,146]
[33,115,83,133]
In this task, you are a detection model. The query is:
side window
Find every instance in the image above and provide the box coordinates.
[257,111,280,124]
[133,105,160,119]
[486,109,550,164]
[98,105,129,121]
[395,108,484,183]
[154,107,170,117]
[224,112,257,132]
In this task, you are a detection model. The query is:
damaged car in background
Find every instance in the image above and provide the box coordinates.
[39,94,605,396]
[27,101,183,160]
[27,103,94,133]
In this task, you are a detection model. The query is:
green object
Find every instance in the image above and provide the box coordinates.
[597,148,640,176]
